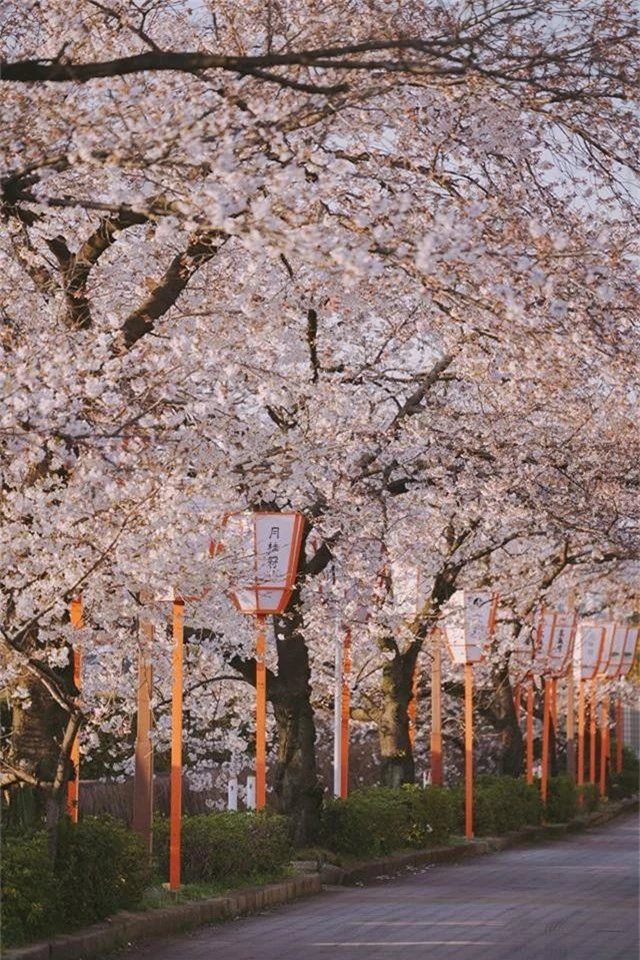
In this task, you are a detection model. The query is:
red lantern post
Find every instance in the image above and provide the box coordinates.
[223,512,305,810]
[442,590,498,839]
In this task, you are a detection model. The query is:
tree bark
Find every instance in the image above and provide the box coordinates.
[378,643,417,787]
[489,659,524,776]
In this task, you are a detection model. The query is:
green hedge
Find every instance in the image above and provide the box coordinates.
[1,817,150,948]
[0,832,61,946]
[320,785,458,858]
[472,776,543,836]
[609,746,640,800]
[153,811,293,885]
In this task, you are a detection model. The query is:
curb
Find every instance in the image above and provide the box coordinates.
[4,797,636,960]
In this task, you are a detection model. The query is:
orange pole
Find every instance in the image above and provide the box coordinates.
[340,627,351,799]
[133,618,154,855]
[66,597,83,822]
[256,615,267,810]
[430,632,443,786]
[541,677,550,804]
[464,663,474,839]
[169,600,184,890]
[408,662,417,751]
[616,699,623,774]
[551,676,558,734]
[566,669,575,779]
[589,679,597,784]
[599,693,609,798]
[577,679,585,793]
[526,677,534,785]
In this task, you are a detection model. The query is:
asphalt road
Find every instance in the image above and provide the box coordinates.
[121,814,639,960]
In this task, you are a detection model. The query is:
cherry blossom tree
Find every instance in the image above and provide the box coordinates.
[1,0,639,844]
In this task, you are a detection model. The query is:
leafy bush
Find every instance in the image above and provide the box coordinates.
[609,746,640,799]
[472,777,542,836]
[153,811,292,885]
[320,785,456,858]
[545,775,578,823]
[55,816,152,928]
[0,833,60,946]
[576,782,600,813]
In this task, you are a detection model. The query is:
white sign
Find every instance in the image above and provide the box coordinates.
[619,626,639,678]
[443,590,498,665]
[536,611,576,677]
[576,621,606,680]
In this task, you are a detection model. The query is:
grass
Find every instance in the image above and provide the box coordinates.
[140,867,296,910]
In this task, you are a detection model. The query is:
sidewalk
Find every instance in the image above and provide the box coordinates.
[5,797,637,960]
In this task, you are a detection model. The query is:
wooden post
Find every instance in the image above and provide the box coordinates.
[599,693,609,799]
[256,615,267,810]
[431,631,443,786]
[133,617,154,855]
[340,627,351,799]
[541,676,551,804]
[566,668,576,779]
[589,679,597,784]
[526,677,534,785]
[616,699,623,774]
[169,600,184,890]
[464,663,474,839]
[66,597,83,822]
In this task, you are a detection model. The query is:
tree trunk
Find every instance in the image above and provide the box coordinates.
[489,660,524,776]
[378,645,416,787]
[271,609,323,846]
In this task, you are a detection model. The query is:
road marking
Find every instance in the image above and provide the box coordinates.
[349,921,505,926]
[311,942,497,947]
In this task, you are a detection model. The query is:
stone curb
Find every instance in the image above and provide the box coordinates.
[319,795,639,886]
[1,874,321,960]
[4,796,636,960]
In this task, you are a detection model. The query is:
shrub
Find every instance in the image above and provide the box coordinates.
[153,811,292,885]
[609,746,640,799]
[401,784,457,846]
[545,775,578,823]
[320,785,456,858]
[55,816,151,927]
[0,833,60,946]
[472,777,543,836]
[320,787,412,858]
[576,782,600,813]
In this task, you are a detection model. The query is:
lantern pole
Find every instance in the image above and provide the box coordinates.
[408,661,418,751]
[333,630,343,798]
[566,666,576,779]
[431,630,443,786]
[133,615,154,856]
[526,677,534,784]
[464,662,474,839]
[616,699,623,774]
[599,692,609,798]
[541,675,551,804]
[340,627,351,799]
[577,678,586,799]
[589,678,597,784]
[169,599,184,890]
[66,597,83,822]
[256,614,267,810]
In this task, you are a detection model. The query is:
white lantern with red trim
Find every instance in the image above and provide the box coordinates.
[442,590,499,665]
[222,511,305,615]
